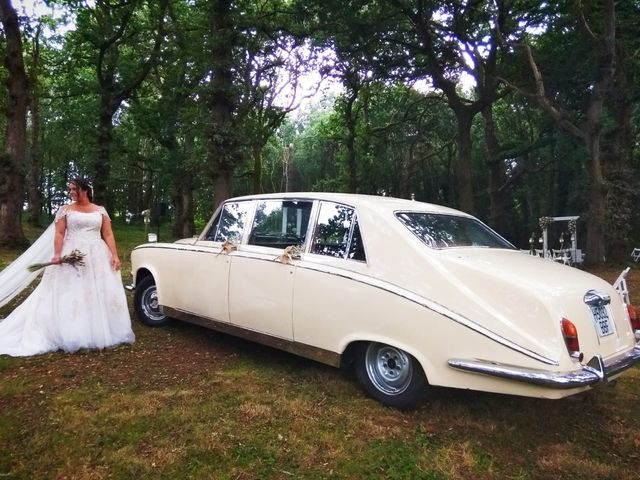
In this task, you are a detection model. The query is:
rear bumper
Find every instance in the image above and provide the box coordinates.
[124,283,135,292]
[448,346,640,389]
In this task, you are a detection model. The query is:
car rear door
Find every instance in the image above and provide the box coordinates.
[228,199,313,339]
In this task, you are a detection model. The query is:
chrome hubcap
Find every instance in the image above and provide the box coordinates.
[141,285,165,322]
[365,343,412,395]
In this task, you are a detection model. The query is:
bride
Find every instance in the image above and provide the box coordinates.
[0,177,135,356]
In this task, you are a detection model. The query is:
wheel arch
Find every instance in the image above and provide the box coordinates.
[339,336,433,383]
[133,269,172,327]
[134,267,154,287]
[134,264,168,297]
[133,266,168,310]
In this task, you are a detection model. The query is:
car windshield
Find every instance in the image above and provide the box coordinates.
[396,212,514,249]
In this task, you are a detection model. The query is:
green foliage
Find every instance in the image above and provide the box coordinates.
[284,82,459,202]
[2,0,639,255]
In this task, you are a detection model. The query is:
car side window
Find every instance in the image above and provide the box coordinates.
[248,200,313,249]
[347,219,366,261]
[204,201,251,242]
[311,202,366,261]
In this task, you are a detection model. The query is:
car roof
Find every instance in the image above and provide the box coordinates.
[225,192,471,218]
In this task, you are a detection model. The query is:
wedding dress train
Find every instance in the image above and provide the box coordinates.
[0,207,135,356]
[0,222,54,309]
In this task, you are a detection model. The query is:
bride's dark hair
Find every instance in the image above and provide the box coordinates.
[70,177,93,201]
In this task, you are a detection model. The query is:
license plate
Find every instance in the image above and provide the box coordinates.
[589,305,615,337]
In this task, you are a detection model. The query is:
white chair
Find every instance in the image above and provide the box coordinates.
[552,249,571,265]
[613,267,631,304]
[631,248,640,262]
[571,249,585,264]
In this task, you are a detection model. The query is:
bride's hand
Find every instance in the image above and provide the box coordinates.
[51,254,61,264]
[111,256,121,271]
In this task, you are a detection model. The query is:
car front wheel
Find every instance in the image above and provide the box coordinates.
[133,275,170,327]
[355,342,428,409]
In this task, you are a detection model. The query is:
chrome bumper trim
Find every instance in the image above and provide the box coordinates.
[124,283,135,292]
[448,346,640,389]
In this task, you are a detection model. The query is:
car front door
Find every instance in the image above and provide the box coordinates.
[228,199,313,339]
[171,201,252,323]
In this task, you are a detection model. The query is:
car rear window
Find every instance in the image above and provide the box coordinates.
[396,212,514,249]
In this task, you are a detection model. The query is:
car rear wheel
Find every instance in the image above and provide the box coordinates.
[134,275,170,327]
[355,342,427,409]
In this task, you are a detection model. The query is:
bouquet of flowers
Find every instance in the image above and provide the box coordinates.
[276,245,304,264]
[27,249,86,272]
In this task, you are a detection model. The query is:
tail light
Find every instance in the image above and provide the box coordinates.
[628,304,640,341]
[561,318,582,361]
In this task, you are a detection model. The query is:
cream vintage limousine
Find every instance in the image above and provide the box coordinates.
[128,193,640,408]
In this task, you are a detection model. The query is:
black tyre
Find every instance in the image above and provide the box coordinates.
[133,275,170,327]
[354,342,428,409]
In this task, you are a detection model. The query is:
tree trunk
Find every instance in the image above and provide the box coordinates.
[91,0,166,211]
[143,168,154,211]
[171,174,184,239]
[126,166,143,218]
[171,131,195,239]
[482,106,506,233]
[585,134,607,265]
[213,168,232,212]
[171,171,194,239]
[27,25,43,227]
[207,0,237,210]
[0,0,28,247]
[180,171,194,238]
[94,91,114,209]
[252,144,263,194]
[581,0,615,266]
[603,47,635,263]
[283,144,295,192]
[454,109,475,214]
[520,0,616,266]
[344,90,358,193]
[399,139,419,199]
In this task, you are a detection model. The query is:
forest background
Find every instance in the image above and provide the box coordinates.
[1,0,639,266]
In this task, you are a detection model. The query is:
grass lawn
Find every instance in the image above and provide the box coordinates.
[1,222,639,479]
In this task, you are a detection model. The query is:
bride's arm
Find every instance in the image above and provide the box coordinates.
[52,216,66,263]
[100,212,121,271]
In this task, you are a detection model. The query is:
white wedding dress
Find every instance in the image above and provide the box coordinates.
[0,206,135,356]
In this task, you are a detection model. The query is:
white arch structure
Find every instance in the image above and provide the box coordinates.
[541,215,582,264]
